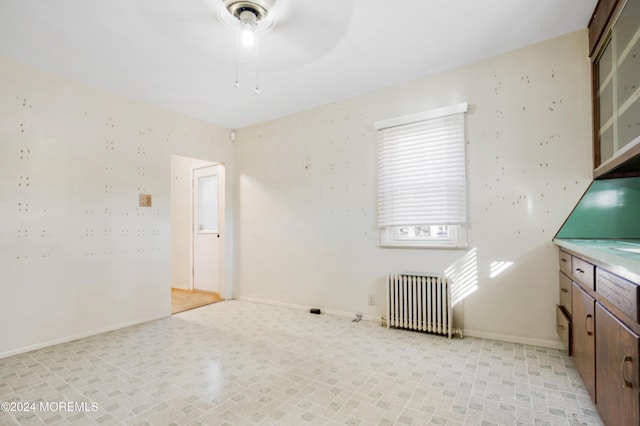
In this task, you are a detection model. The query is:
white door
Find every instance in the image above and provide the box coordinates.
[193,165,221,293]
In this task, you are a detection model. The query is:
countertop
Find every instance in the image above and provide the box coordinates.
[554,239,640,284]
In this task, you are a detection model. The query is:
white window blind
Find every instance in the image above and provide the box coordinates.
[375,103,467,228]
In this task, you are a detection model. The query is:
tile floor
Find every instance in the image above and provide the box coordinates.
[1,301,602,425]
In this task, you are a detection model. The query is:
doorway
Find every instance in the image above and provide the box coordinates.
[170,155,226,314]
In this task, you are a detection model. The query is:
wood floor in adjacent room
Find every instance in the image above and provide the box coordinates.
[171,288,223,314]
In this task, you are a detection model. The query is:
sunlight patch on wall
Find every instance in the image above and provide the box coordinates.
[489,261,514,278]
[445,248,478,306]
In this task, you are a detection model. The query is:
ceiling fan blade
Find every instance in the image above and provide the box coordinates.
[258,0,354,70]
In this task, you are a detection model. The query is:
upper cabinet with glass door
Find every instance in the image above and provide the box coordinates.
[591,0,640,178]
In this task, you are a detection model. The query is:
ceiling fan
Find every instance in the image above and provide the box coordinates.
[134,0,353,72]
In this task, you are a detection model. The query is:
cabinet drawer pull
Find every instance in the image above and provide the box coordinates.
[560,258,567,263]
[586,314,593,336]
[560,288,569,293]
[576,268,584,274]
[621,356,633,388]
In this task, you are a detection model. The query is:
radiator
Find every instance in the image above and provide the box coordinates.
[386,273,452,338]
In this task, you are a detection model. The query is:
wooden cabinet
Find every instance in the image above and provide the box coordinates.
[572,282,597,402]
[556,305,571,354]
[595,302,640,426]
[559,271,573,316]
[557,252,574,355]
[557,246,640,425]
[589,0,620,55]
[590,0,640,177]
[572,256,595,290]
[559,250,572,275]
[597,266,640,321]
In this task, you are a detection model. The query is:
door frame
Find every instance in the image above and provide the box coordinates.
[170,154,230,306]
[191,164,224,293]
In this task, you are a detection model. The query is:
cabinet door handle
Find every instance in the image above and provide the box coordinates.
[585,314,593,336]
[561,288,569,293]
[576,268,584,274]
[560,258,567,263]
[621,356,633,389]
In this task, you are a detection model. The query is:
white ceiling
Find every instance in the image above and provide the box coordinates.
[0,0,596,129]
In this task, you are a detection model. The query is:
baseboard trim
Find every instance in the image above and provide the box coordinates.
[462,329,565,350]
[0,313,169,360]
[237,297,565,349]
[235,296,379,322]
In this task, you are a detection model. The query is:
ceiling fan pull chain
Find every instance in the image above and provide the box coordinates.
[255,32,260,94]
[234,27,240,88]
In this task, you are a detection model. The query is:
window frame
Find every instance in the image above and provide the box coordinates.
[375,103,468,249]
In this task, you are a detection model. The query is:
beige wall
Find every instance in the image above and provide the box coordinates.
[234,30,593,347]
[0,29,594,355]
[0,56,233,357]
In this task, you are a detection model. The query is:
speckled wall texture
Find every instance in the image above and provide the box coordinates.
[0,30,594,355]
[0,56,233,356]
[235,31,593,347]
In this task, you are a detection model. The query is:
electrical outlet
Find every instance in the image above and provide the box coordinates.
[368,294,375,306]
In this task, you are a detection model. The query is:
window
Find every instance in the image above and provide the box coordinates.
[375,103,468,248]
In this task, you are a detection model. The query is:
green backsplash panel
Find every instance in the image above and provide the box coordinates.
[556,177,640,239]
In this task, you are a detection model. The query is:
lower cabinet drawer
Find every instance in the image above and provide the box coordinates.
[596,268,640,322]
[559,250,572,275]
[556,305,571,355]
[573,257,595,290]
[559,272,573,317]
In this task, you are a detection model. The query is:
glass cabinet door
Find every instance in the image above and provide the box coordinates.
[594,0,640,171]
[615,0,640,151]
[596,39,615,163]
